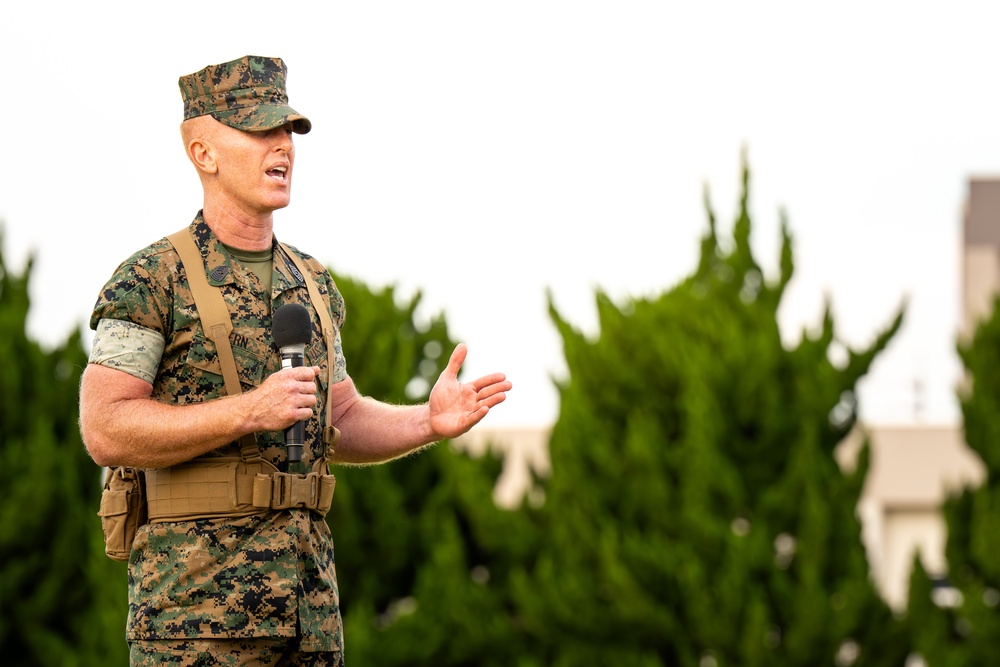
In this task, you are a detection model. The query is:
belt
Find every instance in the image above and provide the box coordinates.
[144,457,336,522]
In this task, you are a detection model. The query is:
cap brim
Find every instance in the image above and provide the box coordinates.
[211,104,311,134]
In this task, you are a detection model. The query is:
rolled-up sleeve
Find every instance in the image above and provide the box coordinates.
[89,319,165,385]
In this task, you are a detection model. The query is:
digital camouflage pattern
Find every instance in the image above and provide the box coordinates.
[90,213,346,653]
[128,512,343,655]
[178,55,312,134]
[90,319,165,384]
[130,636,344,666]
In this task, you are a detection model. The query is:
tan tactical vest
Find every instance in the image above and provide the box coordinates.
[142,227,341,522]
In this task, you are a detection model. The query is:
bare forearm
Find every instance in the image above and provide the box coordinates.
[87,397,254,469]
[80,363,316,469]
[326,350,511,465]
[331,397,438,465]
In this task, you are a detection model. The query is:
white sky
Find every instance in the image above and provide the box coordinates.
[3,1,998,428]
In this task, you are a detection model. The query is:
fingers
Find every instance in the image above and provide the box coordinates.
[428,346,511,437]
[443,343,468,380]
[254,366,321,430]
[470,376,511,413]
[462,406,491,430]
[282,366,321,402]
[444,345,511,396]
[478,392,507,411]
[285,365,321,381]
[470,373,510,392]
[263,366,319,391]
[478,387,507,408]
[460,350,511,406]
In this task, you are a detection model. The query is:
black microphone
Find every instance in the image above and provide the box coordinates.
[272,303,312,464]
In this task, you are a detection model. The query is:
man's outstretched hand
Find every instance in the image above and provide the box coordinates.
[428,343,512,439]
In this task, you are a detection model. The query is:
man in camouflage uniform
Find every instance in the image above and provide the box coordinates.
[79,55,512,667]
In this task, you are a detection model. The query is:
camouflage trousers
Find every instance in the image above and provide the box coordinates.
[129,638,344,666]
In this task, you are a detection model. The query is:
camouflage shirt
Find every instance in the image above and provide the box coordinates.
[90,213,347,653]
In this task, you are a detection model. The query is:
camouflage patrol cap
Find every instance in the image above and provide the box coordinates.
[178,55,311,134]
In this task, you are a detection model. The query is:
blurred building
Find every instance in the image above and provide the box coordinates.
[832,178,1000,610]
[457,178,1000,611]
[835,426,982,610]
[963,179,1000,340]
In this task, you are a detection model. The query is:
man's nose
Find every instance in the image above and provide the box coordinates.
[271,127,294,151]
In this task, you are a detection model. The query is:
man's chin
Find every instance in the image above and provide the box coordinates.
[267,196,292,212]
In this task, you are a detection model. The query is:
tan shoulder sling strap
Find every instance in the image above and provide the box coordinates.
[166,228,341,453]
[279,243,341,450]
[167,228,259,460]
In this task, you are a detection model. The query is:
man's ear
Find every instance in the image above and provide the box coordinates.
[188,138,218,174]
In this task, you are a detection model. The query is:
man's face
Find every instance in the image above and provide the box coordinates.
[211,122,296,215]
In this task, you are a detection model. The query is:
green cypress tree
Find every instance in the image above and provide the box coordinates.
[907,295,1000,666]
[0,229,128,666]
[511,162,910,666]
[317,159,914,665]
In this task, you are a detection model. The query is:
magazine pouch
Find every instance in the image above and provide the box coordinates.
[98,466,147,561]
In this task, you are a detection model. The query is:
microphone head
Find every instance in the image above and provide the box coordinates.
[273,303,312,349]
